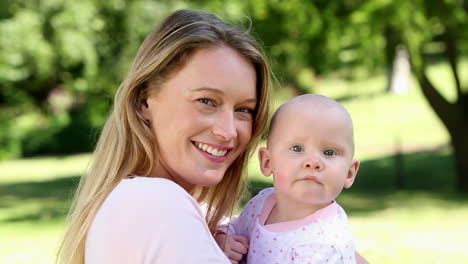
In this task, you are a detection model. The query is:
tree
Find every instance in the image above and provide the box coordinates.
[0,0,181,157]
[353,0,468,192]
[399,0,468,192]
[229,0,468,192]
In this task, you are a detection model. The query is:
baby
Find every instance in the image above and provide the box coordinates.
[215,94,360,264]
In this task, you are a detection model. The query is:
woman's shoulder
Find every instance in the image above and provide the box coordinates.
[100,177,201,217]
[117,176,186,193]
[89,177,205,240]
[86,177,228,263]
[115,177,192,200]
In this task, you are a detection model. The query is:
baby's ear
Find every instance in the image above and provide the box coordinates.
[344,159,360,189]
[258,147,273,177]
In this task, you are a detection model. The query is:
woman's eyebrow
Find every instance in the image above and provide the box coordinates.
[192,87,257,103]
[192,86,223,94]
[245,98,258,103]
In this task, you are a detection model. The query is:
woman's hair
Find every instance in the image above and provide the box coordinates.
[58,9,271,263]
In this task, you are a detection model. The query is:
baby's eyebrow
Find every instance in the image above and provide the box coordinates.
[321,141,346,150]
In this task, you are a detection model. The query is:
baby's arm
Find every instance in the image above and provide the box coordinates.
[201,204,249,263]
[214,231,249,264]
[214,192,265,263]
[215,212,252,263]
[355,252,369,264]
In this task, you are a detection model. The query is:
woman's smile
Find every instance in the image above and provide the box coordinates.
[193,141,232,158]
[193,141,232,163]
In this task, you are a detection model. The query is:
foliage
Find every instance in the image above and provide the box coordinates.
[0,0,180,158]
[235,0,468,191]
[1,0,467,190]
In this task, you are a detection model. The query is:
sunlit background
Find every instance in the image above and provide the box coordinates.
[1,0,467,263]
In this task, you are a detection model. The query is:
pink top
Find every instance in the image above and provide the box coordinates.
[85,177,230,264]
[227,188,356,264]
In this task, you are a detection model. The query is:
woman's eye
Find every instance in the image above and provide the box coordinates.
[198,98,214,106]
[324,149,336,156]
[291,145,304,152]
[236,107,254,114]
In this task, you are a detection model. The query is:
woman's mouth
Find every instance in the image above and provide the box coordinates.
[195,142,228,157]
[193,141,232,163]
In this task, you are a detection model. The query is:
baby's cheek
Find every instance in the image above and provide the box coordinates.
[273,172,288,189]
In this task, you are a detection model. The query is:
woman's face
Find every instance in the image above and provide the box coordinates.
[142,45,257,191]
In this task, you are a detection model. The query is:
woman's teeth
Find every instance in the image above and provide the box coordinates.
[195,142,228,157]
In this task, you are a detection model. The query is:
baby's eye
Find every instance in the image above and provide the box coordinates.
[291,145,304,152]
[324,149,336,156]
[198,98,214,106]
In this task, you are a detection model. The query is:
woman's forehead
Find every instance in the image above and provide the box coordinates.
[159,46,258,100]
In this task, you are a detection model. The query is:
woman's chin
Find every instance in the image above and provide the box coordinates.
[198,170,225,187]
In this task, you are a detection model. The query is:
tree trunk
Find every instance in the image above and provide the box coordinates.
[409,29,468,192]
[417,73,468,192]
[450,117,468,192]
[388,45,411,95]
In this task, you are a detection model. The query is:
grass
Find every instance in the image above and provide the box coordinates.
[1,149,467,264]
[0,155,86,264]
[349,192,468,264]
[1,61,468,263]
[245,149,468,264]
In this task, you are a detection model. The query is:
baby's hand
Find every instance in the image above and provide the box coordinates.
[214,233,249,264]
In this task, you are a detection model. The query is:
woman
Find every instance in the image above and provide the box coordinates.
[59,9,271,264]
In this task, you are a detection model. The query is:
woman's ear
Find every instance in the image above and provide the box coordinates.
[344,159,360,188]
[140,97,151,124]
[258,147,273,177]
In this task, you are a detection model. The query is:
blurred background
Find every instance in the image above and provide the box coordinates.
[0,0,467,263]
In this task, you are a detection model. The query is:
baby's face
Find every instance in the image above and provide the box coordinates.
[263,102,358,208]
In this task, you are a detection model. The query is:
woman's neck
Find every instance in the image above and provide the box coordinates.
[147,161,196,194]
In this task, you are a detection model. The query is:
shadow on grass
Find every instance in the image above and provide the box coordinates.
[0,176,80,223]
[2,147,468,224]
[354,146,456,192]
[245,147,468,215]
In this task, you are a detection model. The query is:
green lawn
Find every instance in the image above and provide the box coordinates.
[0,155,86,264]
[1,62,468,263]
[1,150,467,264]
[246,149,468,264]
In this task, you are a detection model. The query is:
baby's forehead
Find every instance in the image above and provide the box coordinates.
[286,94,344,110]
[267,94,355,146]
[276,95,349,122]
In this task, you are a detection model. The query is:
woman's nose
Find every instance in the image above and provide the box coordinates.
[212,111,237,141]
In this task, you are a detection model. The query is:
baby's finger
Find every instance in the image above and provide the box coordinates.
[231,235,249,248]
[230,241,248,255]
[227,250,243,262]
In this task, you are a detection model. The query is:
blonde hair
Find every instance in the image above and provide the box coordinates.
[58,9,270,264]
